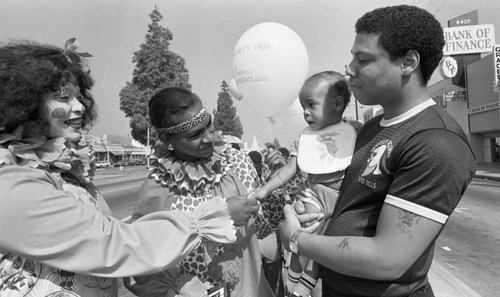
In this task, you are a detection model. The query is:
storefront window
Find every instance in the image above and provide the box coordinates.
[494,138,500,162]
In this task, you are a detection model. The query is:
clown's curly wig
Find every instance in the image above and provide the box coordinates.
[355,5,444,84]
[0,40,96,134]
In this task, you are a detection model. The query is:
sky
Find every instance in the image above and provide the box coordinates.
[1,0,499,148]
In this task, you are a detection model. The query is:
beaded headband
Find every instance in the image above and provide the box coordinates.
[154,108,209,135]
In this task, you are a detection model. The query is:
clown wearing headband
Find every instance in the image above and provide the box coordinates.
[126,87,283,297]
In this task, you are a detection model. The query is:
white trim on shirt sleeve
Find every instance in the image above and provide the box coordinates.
[385,195,448,224]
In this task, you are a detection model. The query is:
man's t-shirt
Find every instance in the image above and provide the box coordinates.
[320,100,476,297]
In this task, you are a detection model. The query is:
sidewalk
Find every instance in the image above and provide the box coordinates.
[474,162,500,181]
[429,261,482,297]
[429,161,500,297]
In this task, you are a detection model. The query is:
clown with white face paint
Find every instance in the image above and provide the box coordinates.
[0,40,241,297]
[42,81,86,143]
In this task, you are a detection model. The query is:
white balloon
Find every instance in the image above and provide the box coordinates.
[232,22,309,119]
[228,78,244,100]
[287,97,304,116]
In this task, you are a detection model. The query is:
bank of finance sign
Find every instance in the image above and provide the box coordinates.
[443,24,495,56]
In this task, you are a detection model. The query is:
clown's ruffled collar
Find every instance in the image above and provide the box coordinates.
[0,125,95,184]
[151,144,235,193]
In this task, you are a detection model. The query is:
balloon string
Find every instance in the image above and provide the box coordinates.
[271,164,291,204]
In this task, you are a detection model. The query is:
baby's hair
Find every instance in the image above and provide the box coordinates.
[305,71,351,112]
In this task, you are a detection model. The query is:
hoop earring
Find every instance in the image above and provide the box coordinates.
[167,143,174,151]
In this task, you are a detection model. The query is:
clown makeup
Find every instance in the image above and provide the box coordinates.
[41,82,86,143]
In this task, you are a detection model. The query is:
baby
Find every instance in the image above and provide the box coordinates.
[252,71,358,297]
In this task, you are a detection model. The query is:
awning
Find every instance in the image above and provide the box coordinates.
[428,78,465,98]
[107,146,124,155]
[92,144,107,153]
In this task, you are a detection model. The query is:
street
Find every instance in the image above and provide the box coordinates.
[94,166,149,220]
[95,169,500,297]
[434,178,500,297]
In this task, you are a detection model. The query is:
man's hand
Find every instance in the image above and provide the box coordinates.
[279,204,322,251]
[226,196,261,226]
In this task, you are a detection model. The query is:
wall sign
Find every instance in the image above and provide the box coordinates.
[439,57,458,78]
[494,44,500,92]
[469,101,499,114]
[445,90,466,101]
[443,24,495,55]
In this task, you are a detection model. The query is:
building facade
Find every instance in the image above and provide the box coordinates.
[429,52,500,164]
[82,134,147,165]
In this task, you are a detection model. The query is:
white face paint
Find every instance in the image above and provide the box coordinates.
[41,82,86,143]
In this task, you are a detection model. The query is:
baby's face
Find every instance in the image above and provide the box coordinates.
[299,80,340,130]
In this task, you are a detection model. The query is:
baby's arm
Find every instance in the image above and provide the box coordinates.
[251,156,298,200]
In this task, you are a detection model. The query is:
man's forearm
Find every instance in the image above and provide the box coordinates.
[296,232,402,280]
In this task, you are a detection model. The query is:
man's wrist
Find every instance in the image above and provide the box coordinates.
[289,229,304,255]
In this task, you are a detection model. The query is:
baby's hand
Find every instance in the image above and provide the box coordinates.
[294,188,324,227]
[247,188,268,201]
[299,188,322,214]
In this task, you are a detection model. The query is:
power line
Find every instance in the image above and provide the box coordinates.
[433,0,450,15]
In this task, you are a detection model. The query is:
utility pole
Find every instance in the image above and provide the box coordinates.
[354,98,359,121]
[146,125,150,168]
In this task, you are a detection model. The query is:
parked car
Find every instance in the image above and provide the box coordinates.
[136,157,147,165]
[114,160,128,167]
[95,160,112,168]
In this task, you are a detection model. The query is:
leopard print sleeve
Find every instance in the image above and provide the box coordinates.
[230,149,286,238]
[282,169,308,198]
[254,189,285,238]
[230,149,261,192]
[255,169,308,238]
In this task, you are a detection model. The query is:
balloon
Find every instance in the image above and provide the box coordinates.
[232,22,309,119]
[228,78,244,100]
[287,97,304,116]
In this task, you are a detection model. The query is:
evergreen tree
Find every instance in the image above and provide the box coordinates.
[119,6,191,146]
[213,80,244,138]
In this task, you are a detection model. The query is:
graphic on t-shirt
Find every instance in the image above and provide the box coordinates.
[362,140,393,177]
